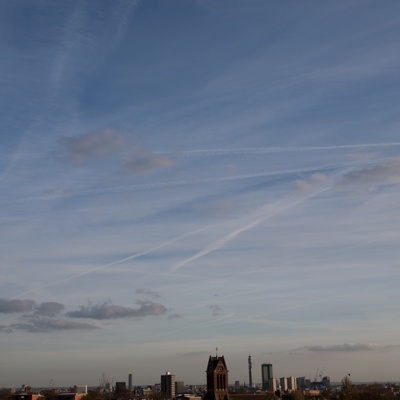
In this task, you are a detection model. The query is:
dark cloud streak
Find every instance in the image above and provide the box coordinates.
[12,318,99,332]
[301,343,400,352]
[67,300,167,320]
[135,288,160,298]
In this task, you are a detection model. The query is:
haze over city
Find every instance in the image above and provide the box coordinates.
[1,0,400,388]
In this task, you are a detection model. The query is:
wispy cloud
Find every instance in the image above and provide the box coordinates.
[67,300,167,320]
[50,1,137,95]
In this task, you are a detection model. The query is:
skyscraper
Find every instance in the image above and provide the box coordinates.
[261,364,273,391]
[161,371,176,400]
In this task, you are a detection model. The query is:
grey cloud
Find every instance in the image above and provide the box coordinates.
[209,304,221,316]
[337,158,400,188]
[294,173,328,192]
[135,288,160,298]
[167,313,182,320]
[122,152,173,174]
[0,325,13,333]
[206,200,234,219]
[0,298,35,313]
[177,351,209,357]
[35,302,65,317]
[12,318,99,333]
[60,129,173,174]
[303,343,390,352]
[60,129,126,164]
[67,300,167,320]
[346,152,378,161]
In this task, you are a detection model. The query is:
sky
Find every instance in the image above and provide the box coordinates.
[1,0,400,388]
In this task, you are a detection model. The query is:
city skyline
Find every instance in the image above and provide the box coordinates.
[2,0,400,387]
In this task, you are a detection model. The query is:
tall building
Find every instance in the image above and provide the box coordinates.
[322,376,330,388]
[286,377,297,392]
[248,355,253,388]
[261,364,273,391]
[161,372,176,400]
[279,377,288,391]
[269,378,279,393]
[203,355,229,400]
[128,374,133,391]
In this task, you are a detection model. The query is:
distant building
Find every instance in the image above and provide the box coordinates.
[161,371,176,400]
[175,381,185,394]
[129,374,133,390]
[115,382,126,394]
[279,378,287,392]
[73,386,87,395]
[13,394,42,400]
[176,395,201,400]
[269,378,279,392]
[296,377,310,389]
[322,376,330,389]
[261,364,273,391]
[56,394,86,400]
[204,355,229,400]
[286,377,296,392]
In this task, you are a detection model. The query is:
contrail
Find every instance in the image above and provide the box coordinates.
[16,224,217,298]
[7,160,359,205]
[156,143,400,157]
[170,181,332,273]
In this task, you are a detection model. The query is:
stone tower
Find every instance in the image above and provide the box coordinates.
[204,355,229,400]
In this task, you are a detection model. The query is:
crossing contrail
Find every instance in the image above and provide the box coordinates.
[16,224,216,298]
[170,180,332,273]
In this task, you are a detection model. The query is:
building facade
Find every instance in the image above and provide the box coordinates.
[269,378,279,393]
[161,371,176,400]
[261,364,273,391]
[279,377,288,392]
[286,377,297,392]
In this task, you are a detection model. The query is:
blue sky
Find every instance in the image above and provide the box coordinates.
[1,0,400,388]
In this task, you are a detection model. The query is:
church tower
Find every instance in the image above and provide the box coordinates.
[204,355,229,400]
